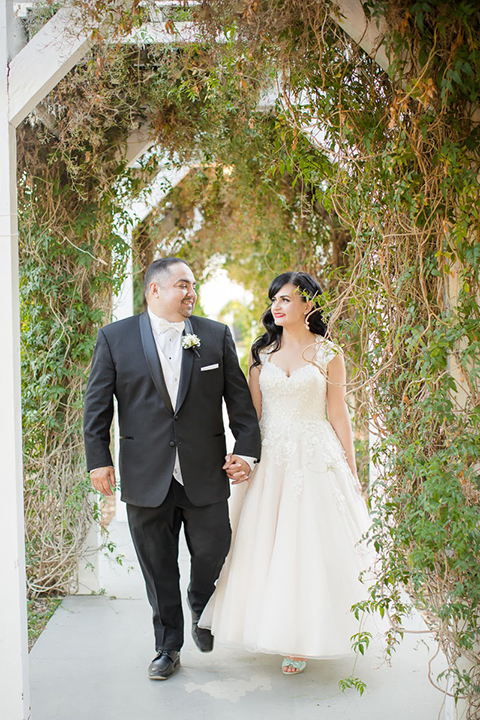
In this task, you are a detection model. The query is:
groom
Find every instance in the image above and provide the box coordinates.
[83,257,261,680]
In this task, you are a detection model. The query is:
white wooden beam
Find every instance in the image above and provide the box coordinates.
[8,4,92,127]
[330,0,389,71]
[118,20,200,45]
[124,125,154,167]
[0,0,31,717]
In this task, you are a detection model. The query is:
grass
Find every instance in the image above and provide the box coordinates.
[27,597,63,651]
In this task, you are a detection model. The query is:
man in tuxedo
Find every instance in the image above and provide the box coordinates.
[83,257,261,680]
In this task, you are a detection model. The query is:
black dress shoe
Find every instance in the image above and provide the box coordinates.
[191,619,214,652]
[148,650,180,680]
[187,595,214,652]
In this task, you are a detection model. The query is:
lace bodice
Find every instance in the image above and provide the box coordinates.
[258,337,349,496]
[259,337,339,422]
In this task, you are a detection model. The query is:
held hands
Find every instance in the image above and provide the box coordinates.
[223,454,250,484]
[90,466,116,496]
[92,460,251,493]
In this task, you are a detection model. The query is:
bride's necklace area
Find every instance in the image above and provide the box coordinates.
[268,334,322,378]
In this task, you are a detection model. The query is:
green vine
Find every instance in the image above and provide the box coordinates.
[19,3,480,714]
[18,40,159,595]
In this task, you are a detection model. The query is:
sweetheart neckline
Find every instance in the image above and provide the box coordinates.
[262,336,332,378]
[266,361,314,379]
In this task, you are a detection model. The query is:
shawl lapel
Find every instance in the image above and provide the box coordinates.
[139,311,174,415]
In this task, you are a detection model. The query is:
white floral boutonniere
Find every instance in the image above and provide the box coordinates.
[182,333,201,356]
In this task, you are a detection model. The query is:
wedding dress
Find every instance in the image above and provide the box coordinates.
[199,337,373,658]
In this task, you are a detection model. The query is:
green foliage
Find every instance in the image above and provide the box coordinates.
[17,47,159,595]
[187,0,480,710]
[20,3,480,713]
[283,2,480,709]
[350,630,373,657]
[338,675,367,697]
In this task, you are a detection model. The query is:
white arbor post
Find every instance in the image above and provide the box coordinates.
[0,1,30,717]
[1,1,105,713]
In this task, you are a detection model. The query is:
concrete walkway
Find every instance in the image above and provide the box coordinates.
[29,520,454,720]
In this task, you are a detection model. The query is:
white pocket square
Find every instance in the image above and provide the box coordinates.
[201,363,219,371]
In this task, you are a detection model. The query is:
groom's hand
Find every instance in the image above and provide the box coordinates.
[90,466,116,496]
[223,454,250,484]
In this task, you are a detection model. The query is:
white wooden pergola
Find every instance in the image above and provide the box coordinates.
[2,2,470,718]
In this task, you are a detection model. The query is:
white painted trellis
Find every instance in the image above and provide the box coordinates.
[0,2,471,718]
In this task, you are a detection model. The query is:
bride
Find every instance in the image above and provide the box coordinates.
[199,271,373,675]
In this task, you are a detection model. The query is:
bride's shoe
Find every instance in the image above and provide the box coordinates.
[281,657,307,675]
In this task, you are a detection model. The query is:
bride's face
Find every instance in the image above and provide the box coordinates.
[271,283,311,328]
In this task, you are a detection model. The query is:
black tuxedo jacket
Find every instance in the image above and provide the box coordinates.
[83,312,261,507]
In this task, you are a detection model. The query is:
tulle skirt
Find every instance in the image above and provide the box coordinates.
[200,425,374,659]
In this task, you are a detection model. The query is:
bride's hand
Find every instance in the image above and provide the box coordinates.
[223,454,250,484]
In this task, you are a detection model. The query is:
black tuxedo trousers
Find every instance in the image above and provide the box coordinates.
[127,480,231,651]
[83,312,261,650]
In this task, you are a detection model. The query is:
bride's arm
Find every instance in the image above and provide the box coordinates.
[247,351,262,420]
[326,353,358,479]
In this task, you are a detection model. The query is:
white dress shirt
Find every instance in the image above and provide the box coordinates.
[148,307,185,484]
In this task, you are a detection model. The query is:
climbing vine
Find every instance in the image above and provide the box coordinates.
[18,40,160,595]
[137,0,480,710]
[19,2,480,714]
[185,0,480,711]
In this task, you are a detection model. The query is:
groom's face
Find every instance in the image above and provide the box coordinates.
[147,263,197,322]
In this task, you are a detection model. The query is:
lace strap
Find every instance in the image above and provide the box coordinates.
[257,349,267,366]
[314,337,343,369]
[258,343,277,366]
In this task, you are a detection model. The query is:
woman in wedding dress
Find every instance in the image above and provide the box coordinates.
[199,271,373,675]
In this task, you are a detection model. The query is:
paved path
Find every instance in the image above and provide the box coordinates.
[29,520,454,720]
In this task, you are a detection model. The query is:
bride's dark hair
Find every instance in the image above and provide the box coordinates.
[250,271,329,371]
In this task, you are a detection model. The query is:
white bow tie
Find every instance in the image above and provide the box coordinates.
[154,317,185,334]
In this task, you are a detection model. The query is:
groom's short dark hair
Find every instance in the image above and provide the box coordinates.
[144,257,190,294]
